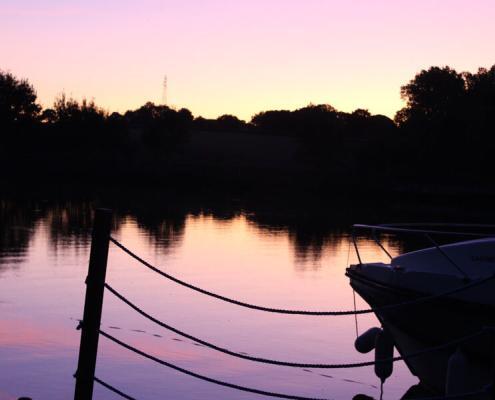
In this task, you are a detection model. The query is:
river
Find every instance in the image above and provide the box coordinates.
[1,192,461,399]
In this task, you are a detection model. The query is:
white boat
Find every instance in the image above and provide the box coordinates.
[346,224,495,396]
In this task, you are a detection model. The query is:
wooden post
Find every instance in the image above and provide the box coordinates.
[74,208,112,400]
[492,331,495,400]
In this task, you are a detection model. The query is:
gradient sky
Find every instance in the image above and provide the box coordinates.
[1,0,494,120]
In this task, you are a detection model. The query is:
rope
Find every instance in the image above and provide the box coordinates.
[104,282,382,368]
[94,373,488,400]
[94,376,137,400]
[99,329,329,400]
[352,289,359,338]
[109,236,495,316]
[102,285,491,369]
[345,237,360,339]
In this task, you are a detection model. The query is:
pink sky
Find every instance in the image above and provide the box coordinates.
[1,0,494,120]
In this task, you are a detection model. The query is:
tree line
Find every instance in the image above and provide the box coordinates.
[1,65,494,195]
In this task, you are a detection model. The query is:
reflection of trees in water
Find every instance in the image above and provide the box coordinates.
[132,213,186,255]
[0,199,40,271]
[0,198,188,261]
[0,200,93,274]
[0,194,411,270]
[244,210,350,267]
[45,202,95,251]
[291,230,346,267]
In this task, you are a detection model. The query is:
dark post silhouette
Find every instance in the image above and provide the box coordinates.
[74,208,112,400]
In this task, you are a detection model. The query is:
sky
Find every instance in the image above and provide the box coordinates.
[1,0,494,120]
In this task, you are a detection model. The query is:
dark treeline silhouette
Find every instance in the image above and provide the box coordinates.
[1,65,494,196]
[394,66,495,188]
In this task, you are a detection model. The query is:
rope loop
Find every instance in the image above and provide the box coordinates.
[109,236,495,316]
[94,376,137,400]
[99,329,329,400]
[103,284,489,369]
[99,329,491,399]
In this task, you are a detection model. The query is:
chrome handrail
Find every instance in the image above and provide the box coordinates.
[353,224,495,238]
[350,223,495,281]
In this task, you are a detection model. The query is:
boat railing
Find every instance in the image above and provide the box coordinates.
[351,223,495,280]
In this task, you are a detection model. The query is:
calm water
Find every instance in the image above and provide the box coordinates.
[0,199,419,400]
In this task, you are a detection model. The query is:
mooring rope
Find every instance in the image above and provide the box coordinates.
[101,286,491,369]
[344,237,360,338]
[94,376,137,400]
[105,282,387,368]
[109,236,495,316]
[99,329,491,399]
[94,373,489,400]
[99,329,329,400]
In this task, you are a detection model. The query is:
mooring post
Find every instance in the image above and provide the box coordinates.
[492,331,495,400]
[74,208,112,400]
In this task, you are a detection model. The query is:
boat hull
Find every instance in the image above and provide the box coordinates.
[347,267,495,393]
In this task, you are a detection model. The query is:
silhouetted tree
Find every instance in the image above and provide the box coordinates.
[40,108,57,124]
[216,114,248,132]
[0,71,41,127]
[394,65,495,184]
[0,71,42,175]
[351,109,371,118]
[251,109,294,134]
[465,66,495,103]
[193,114,249,132]
[48,94,108,150]
[125,102,192,149]
[396,66,465,124]
[53,94,106,123]
[462,66,495,174]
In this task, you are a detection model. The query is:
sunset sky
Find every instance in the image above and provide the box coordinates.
[2,0,494,120]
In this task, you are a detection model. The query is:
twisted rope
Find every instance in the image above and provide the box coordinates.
[94,376,137,400]
[99,329,329,400]
[109,236,495,316]
[103,284,490,369]
[95,373,489,400]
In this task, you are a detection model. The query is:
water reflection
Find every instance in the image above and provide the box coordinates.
[0,199,38,270]
[0,195,417,400]
[0,197,401,267]
[45,202,94,250]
